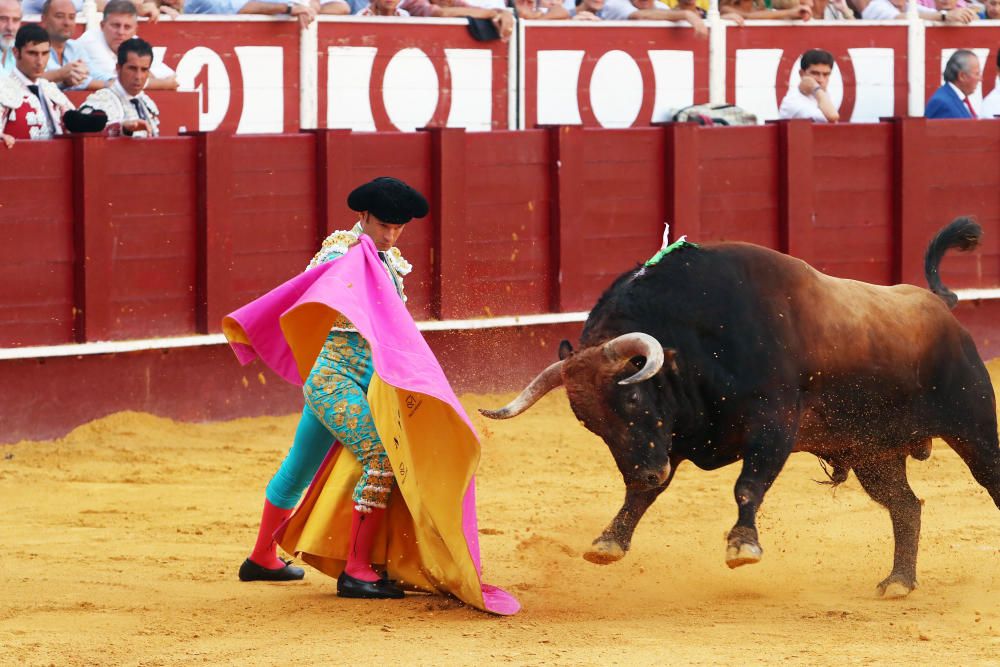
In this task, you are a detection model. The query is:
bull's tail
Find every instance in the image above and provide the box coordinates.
[924,216,981,309]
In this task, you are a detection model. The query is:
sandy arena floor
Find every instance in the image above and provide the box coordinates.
[2,360,999,666]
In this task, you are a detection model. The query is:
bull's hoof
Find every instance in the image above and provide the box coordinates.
[583,538,626,565]
[725,542,763,569]
[877,574,916,599]
[911,439,932,461]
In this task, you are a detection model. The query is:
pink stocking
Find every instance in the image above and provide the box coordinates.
[344,507,385,582]
[249,498,293,570]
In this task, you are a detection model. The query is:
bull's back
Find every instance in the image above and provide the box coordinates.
[715,243,963,378]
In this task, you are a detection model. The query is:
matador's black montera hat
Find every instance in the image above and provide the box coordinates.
[347,177,429,225]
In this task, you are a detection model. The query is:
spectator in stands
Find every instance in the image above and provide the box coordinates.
[0,0,21,77]
[926,49,981,118]
[571,0,603,18]
[357,0,408,13]
[153,0,185,17]
[511,0,571,18]
[808,0,857,17]
[0,25,74,144]
[75,1,178,89]
[980,0,999,16]
[930,0,981,19]
[319,0,351,13]
[917,0,984,13]
[982,49,1000,118]
[720,0,812,20]
[185,0,319,28]
[78,37,160,135]
[665,0,745,22]
[600,0,709,36]
[779,48,840,122]
[39,0,92,90]
[23,0,164,20]
[862,0,977,21]
[397,0,518,39]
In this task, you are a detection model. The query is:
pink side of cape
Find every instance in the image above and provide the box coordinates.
[224,237,519,616]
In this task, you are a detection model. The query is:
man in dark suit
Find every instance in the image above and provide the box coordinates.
[926,49,983,119]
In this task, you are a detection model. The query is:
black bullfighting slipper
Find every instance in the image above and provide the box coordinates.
[238,558,305,582]
[337,571,405,599]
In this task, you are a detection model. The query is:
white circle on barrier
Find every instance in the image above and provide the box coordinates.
[383,48,440,132]
[175,46,231,132]
[590,51,644,128]
[788,58,844,111]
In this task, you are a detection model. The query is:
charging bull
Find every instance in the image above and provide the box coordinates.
[481,218,999,598]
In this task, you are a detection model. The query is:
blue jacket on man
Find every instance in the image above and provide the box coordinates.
[925,83,973,119]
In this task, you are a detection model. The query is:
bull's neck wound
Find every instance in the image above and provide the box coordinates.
[644,236,700,267]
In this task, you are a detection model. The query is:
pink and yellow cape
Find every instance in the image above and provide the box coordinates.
[221,236,519,616]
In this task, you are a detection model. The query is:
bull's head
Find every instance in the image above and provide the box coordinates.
[480,333,678,491]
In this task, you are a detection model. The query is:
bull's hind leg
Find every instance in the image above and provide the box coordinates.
[942,433,1000,511]
[584,461,677,564]
[853,455,921,598]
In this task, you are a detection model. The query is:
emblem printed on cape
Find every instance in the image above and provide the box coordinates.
[405,393,423,417]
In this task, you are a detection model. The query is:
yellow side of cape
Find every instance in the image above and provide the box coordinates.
[277,374,487,611]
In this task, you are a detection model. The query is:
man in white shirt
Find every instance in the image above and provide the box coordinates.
[79,37,160,136]
[185,0,318,27]
[779,48,840,123]
[75,0,178,89]
[982,49,1000,119]
[862,0,978,20]
[40,0,92,90]
[600,0,707,36]
[0,0,21,77]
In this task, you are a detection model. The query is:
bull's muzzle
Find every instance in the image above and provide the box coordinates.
[629,461,672,490]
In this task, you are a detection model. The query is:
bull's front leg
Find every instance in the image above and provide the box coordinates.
[583,459,678,565]
[727,424,796,569]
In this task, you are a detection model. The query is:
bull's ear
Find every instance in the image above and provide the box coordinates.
[664,349,679,374]
[558,339,574,360]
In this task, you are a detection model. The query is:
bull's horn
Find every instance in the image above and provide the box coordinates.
[479,360,565,419]
[603,333,664,385]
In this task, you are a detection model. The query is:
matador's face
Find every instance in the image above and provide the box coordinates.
[359,212,405,252]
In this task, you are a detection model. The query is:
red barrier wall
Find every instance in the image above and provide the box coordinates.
[317,19,511,132]
[4,121,1000,349]
[0,141,75,347]
[148,18,302,134]
[523,23,709,129]
[2,122,1000,443]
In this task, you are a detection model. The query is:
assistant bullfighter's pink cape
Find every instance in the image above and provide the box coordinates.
[222,236,519,616]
